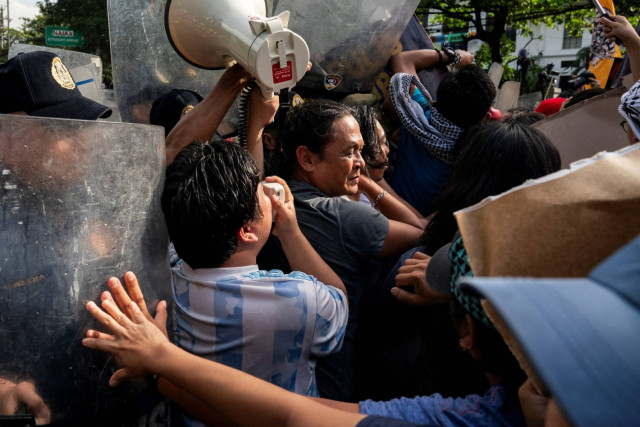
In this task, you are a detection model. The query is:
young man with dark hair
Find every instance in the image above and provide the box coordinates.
[385,49,496,216]
[160,67,348,419]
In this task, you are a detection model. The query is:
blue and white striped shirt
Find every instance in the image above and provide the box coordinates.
[170,259,348,397]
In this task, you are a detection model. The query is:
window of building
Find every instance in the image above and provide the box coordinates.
[562,26,582,49]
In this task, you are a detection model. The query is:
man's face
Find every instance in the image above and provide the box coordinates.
[309,115,364,197]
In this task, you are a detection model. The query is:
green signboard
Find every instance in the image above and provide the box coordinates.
[45,26,84,47]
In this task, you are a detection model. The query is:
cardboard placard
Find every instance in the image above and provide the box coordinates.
[455,144,640,278]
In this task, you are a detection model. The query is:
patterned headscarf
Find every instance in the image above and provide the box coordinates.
[619,79,640,139]
[389,72,463,164]
[449,235,494,328]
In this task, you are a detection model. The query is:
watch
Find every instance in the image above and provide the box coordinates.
[443,47,460,66]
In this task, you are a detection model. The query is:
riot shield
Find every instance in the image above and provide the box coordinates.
[107,0,224,124]
[0,114,169,425]
[275,0,420,96]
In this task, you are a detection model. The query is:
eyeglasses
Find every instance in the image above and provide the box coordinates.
[620,119,628,134]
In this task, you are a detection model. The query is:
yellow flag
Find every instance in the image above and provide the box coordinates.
[588,0,622,88]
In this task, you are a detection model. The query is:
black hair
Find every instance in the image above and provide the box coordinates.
[564,88,606,109]
[420,120,561,254]
[436,65,497,129]
[280,99,355,177]
[504,108,546,126]
[450,298,526,387]
[351,105,388,170]
[161,141,262,268]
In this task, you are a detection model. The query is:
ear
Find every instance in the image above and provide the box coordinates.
[262,132,277,151]
[237,224,259,244]
[295,146,316,173]
[482,111,492,122]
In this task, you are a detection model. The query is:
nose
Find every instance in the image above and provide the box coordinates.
[354,150,364,168]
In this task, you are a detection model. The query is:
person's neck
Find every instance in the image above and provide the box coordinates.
[290,169,312,185]
[219,245,258,268]
[345,191,360,202]
[484,370,503,387]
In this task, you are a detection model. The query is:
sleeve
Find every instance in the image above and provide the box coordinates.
[338,200,389,259]
[310,280,349,356]
[411,87,430,112]
[359,392,493,427]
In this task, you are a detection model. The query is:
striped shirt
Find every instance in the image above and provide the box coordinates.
[170,258,348,397]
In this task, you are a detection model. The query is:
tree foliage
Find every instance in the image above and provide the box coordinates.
[417,0,639,64]
[19,0,112,84]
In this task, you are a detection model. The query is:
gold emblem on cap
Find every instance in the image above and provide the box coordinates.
[292,94,304,106]
[51,57,76,90]
[180,105,195,118]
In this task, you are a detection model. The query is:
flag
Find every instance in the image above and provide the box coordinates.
[588,0,622,88]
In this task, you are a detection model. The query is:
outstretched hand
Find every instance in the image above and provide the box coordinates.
[83,271,169,386]
[100,271,168,337]
[0,378,50,425]
[83,298,169,387]
[391,251,450,306]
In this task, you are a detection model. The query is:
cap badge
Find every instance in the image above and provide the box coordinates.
[51,57,76,90]
[180,105,195,118]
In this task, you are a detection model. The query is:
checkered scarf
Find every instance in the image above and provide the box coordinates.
[449,236,494,329]
[620,79,640,140]
[389,73,463,164]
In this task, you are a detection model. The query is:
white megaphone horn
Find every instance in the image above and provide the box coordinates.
[165,0,310,98]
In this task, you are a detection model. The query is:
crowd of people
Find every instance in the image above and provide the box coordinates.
[0,12,639,427]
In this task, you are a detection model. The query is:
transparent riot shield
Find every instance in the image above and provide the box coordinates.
[274,0,420,96]
[107,0,224,125]
[0,114,169,425]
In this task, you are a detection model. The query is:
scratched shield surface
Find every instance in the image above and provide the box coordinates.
[0,115,170,424]
[108,0,418,122]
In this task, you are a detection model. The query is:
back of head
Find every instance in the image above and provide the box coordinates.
[436,65,496,129]
[351,105,386,169]
[0,51,111,120]
[421,120,561,252]
[161,141,261,268]
[280,98,354,177]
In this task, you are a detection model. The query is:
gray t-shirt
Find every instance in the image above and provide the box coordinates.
[288,180,389,300]
[287,180,389,400]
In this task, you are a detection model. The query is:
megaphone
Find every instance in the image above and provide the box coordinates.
[165,0,310,98]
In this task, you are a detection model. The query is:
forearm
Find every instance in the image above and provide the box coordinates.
[360,177,424,230]
[279,229,347,298]
[627,36,640,83]
[151,343,365,427]
[390,49,441,77]
[158,377,235,426]
[378,179,428,228]
[311,397,360,413]
[165,67,249,165]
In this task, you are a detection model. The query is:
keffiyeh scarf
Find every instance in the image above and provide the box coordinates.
[389,72,463,164]
[620,79,640,140]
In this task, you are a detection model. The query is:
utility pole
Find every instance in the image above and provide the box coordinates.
[0,5,5,49]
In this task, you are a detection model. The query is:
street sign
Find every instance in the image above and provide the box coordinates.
[45,26,84,47]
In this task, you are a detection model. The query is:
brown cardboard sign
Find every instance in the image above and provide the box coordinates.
[455,144,640,278]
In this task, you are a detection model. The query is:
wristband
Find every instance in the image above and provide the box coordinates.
[435,48,443,64]
[373,190,386,209]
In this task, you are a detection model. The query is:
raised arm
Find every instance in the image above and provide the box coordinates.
[165,64,251,165]
[246,88,280,178]
[266,176,347,298]
[601,15,640,82]
[82,299,367,427]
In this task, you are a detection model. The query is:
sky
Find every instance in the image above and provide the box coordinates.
[4,0,40,29]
